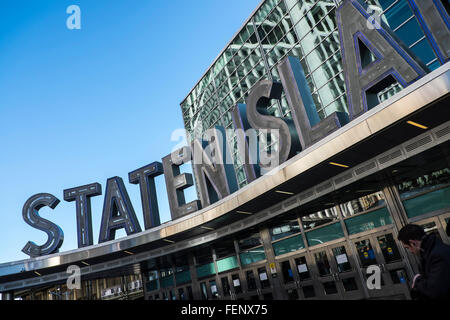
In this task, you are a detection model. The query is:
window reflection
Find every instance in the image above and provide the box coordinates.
[397,168,450,200]
[301,206,339,230]
[269,218,301,241]
[340,191,386,217]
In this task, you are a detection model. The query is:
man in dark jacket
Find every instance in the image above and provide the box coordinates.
[398,224,450,300]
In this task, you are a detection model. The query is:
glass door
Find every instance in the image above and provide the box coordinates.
[327,242,365,300]
[352,230,411,299]
[308,247,342,300]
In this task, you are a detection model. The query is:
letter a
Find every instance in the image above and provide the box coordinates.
[66,5,81,30]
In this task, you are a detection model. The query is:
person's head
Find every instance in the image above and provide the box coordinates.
[398,224,426,256]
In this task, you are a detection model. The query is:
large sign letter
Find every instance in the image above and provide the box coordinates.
[129,162,163,230]
[246,80,300,173]
[278,56,349,148]
[192,126,238,207]
[22,193,64,257]
[407,0,450,64]
[98,177,142,243]
[162,147,201,220]
[337,0,427,120]
[64,183,102,248]
[231,104,260,183]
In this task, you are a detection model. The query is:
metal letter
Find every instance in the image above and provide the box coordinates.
[278,56,349,148]
[22,193,64,257]
[162,147,201,220]
[64,183,102,248]
[98,177,142,243]
[231,103,260,183]
[129,162,163,230]
[366,265,381,290]
[246,80,300,171]
[407,0,450,64]
[67,265,81,290]
[337,0,427,120]
[192,126,239,207]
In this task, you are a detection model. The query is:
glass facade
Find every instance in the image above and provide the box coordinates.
[181,0,442,189]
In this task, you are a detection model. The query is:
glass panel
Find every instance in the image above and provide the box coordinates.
[200,282,208,300]
[342,277,358,292]
[175,270,191,286]
[344,207,392,235]
[187,286,193,300]
[238,230,262,250]
[146,280,159,292]
[355,239,377,267]
[273,234,305,256]
[302,206,339,230]
[258,267,270,288]
[240,247,267,266]
[270,218,301,241]
[196,263,216,279]
[302,285,316,298]
[377,233,401,264]
[217,256,239,273]
[323,281,338,295]
[281,260,294,284]
[160,276,174,289]
[306,222,345,246]
[295,256,311,280]
[314,251,332,276]
[246,270,257,291]
[403,186,450,218]
[232,274,242,294]
[331,246,352,272]
[397,168,450,199]
[209,280,219,299]
[221,277,231,297]
[339,191,386,217]
[178,288,187,301]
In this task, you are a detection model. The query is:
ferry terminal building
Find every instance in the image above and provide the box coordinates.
[1,0,450,300]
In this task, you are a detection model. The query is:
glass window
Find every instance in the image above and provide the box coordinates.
[302,206,339,230]
[175,270,191,286]
[339,191,386,217]
[273,234,305,256]
[246,270,257,291]
[420,221,442,241]
[306,222,345,246]
[331,246,352,272]
[240,248,267,266]
[403,186,450,218]
[209,280,219,299]
[302,285,316,298]
[354,239,377,267]
[221,277,231,297]
[314,251,332,276]
[214,237,236,259]
[398,168,450,200]
[196,263,216,279]
[344,207,392,235]
[377,233,401,264]
[281,260,294,283]
[270,218,301,241]
[238,230,262,250]
[217,256,239,273]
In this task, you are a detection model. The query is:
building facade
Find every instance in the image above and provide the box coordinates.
[1,0,450,301]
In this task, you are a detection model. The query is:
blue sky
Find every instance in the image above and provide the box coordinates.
[0,0,261,263]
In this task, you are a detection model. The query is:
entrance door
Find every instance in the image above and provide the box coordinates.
[309,241,365,300]
[352,230,411,300]
[241,264,274,300]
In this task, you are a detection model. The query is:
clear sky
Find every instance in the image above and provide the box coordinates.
[0,0,261,263]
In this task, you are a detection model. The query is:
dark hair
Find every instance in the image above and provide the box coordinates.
[398,224,426,243]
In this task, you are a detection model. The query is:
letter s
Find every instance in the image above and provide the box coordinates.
[22,193,64,257]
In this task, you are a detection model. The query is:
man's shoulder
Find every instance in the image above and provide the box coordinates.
[430,240,450,261]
